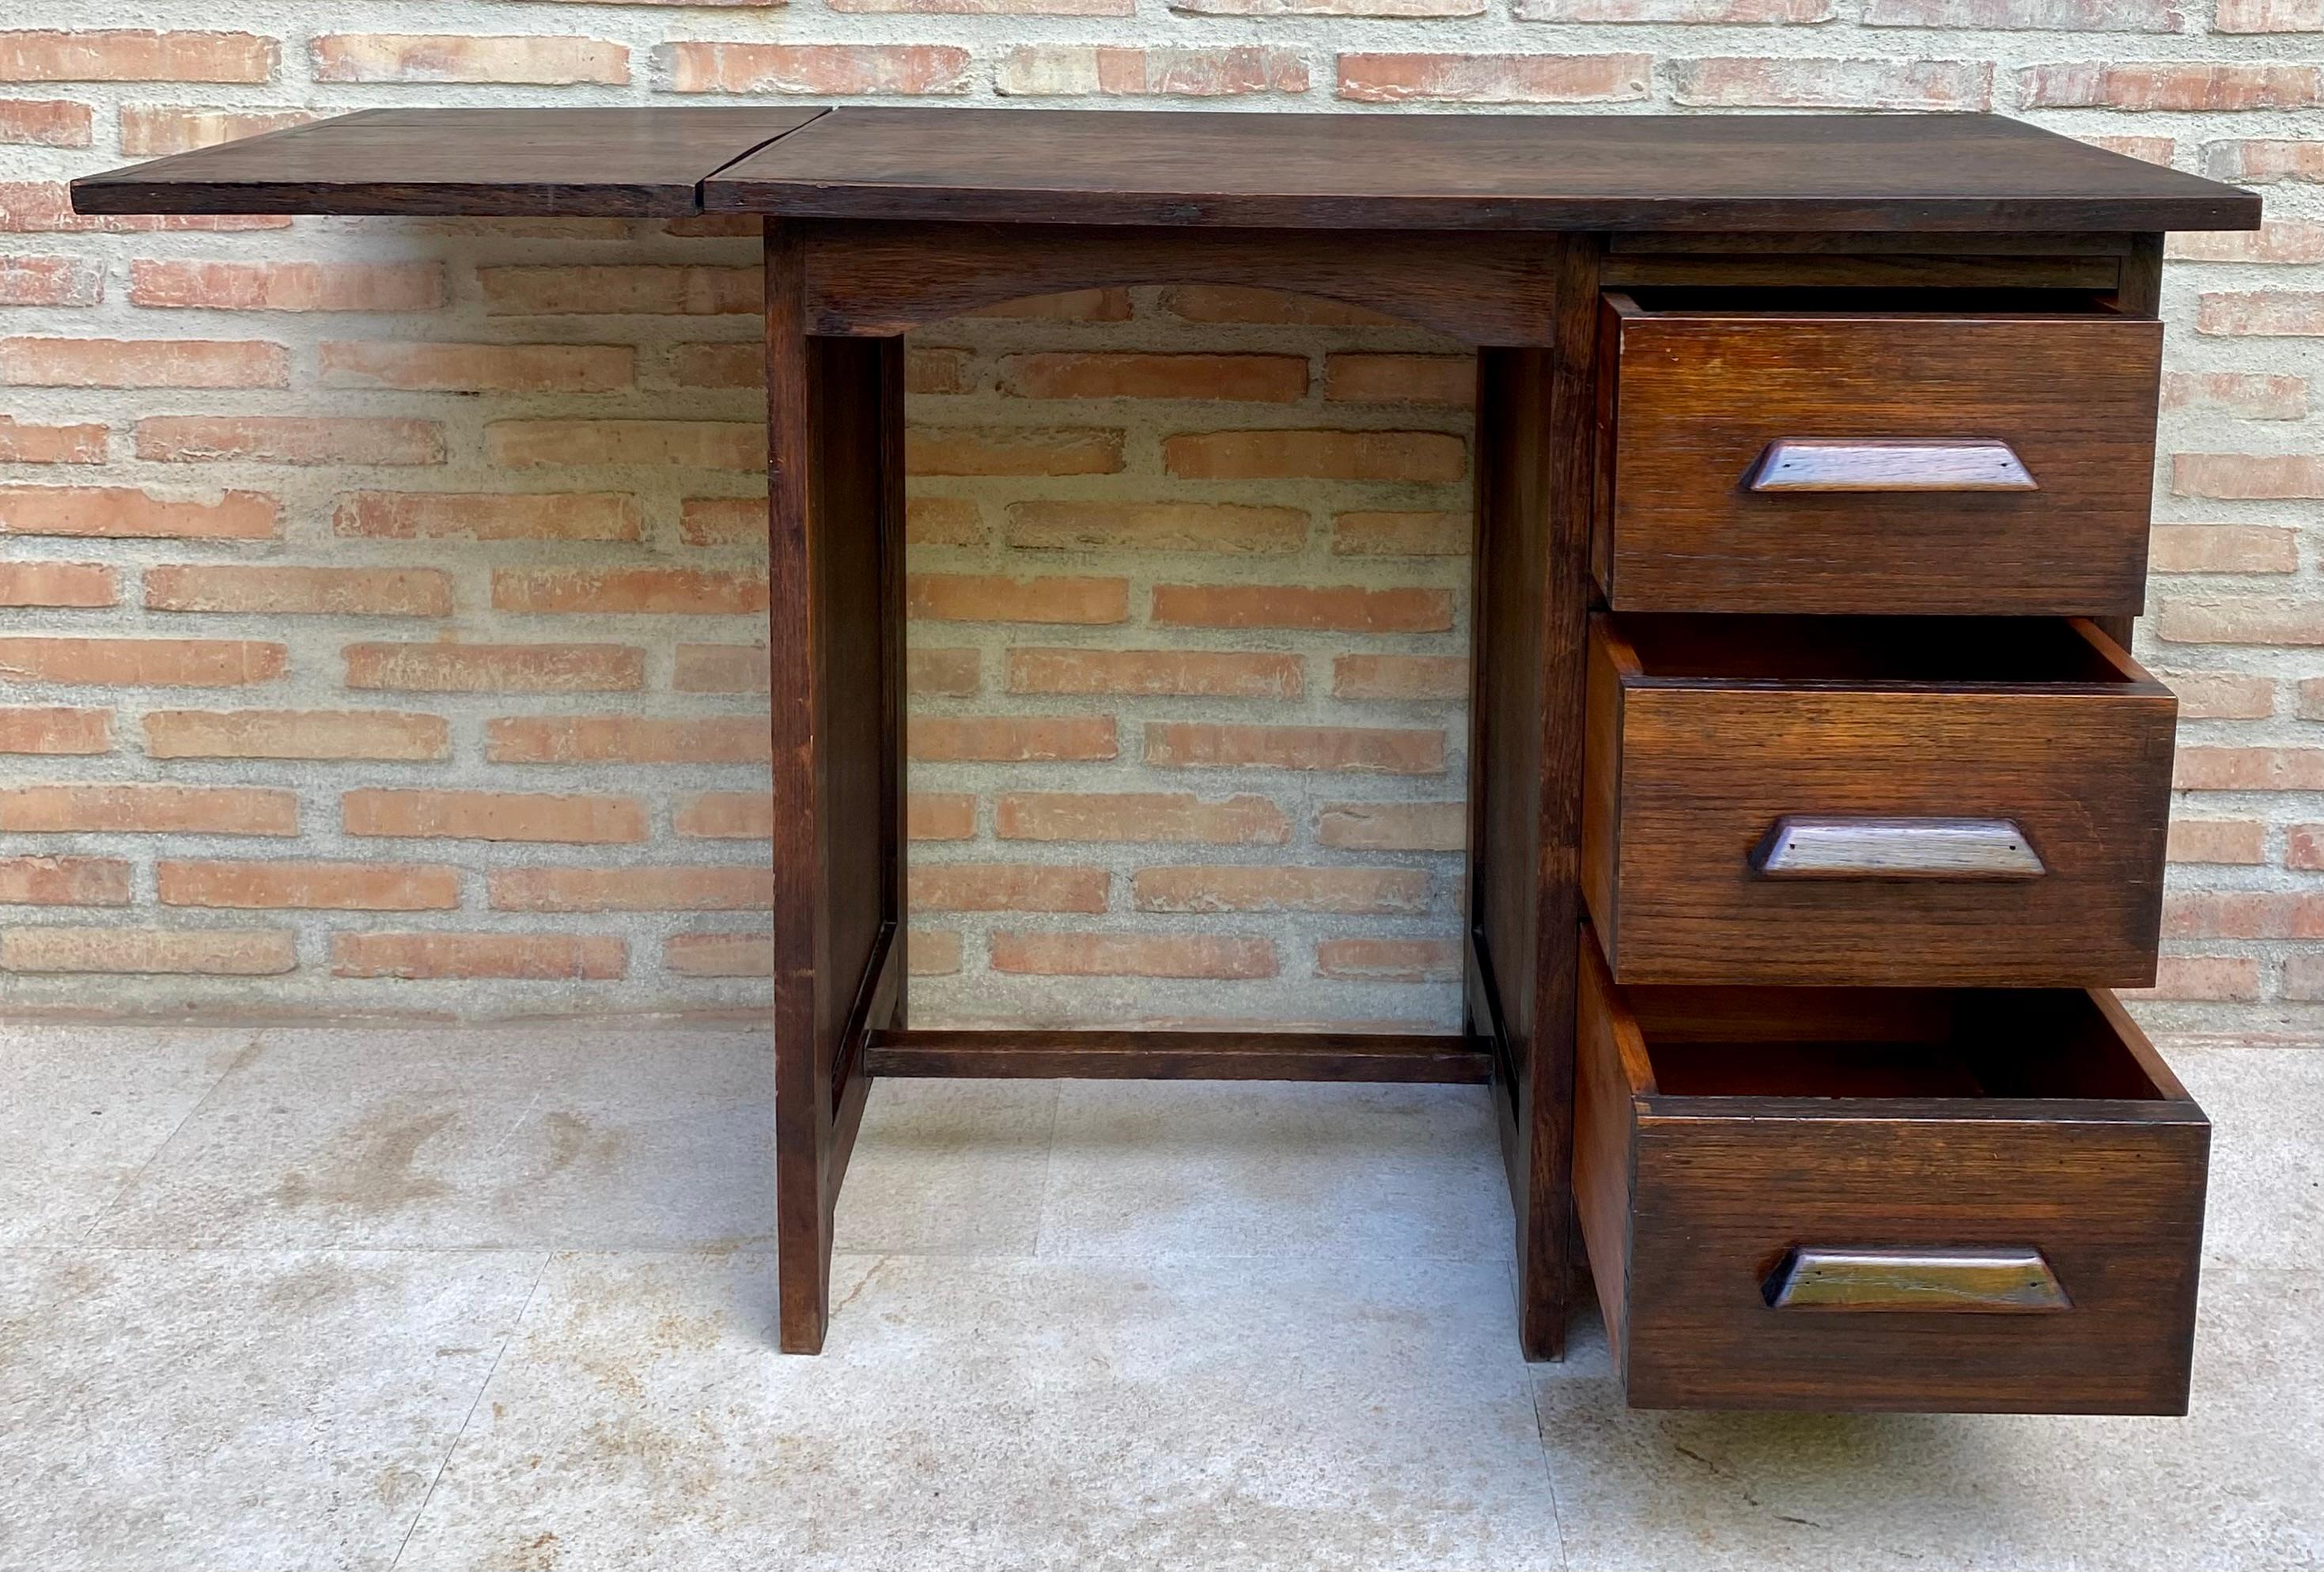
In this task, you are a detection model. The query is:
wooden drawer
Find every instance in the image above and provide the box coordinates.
[1575,929,2209,1414]
[1594,289,2164,616]
[1583,613,2174,987]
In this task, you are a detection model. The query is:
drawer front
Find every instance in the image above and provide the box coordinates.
[1575,936,2209,1415]
[1597,299,2163,616]
[1583,624,2176,987]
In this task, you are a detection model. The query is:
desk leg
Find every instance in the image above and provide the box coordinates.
[1468,236,1599,1361]
[768,223,909,1354]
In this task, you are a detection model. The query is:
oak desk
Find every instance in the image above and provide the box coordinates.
[75,108,2260,1411]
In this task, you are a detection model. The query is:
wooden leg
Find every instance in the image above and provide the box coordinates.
[1467,236,1602,1361]
[768,221,908,1354]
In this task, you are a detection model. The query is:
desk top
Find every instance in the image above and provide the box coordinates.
[72,106,2257,233]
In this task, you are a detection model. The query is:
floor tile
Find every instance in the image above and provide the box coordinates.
[2166,1044,2324,1271]
[393,1249,1565,1572]
[89,1030,774,1252]
[0,1246,543,1572]
[834,1078,1058,1256]
[0,1026,252,1247]
[1036,1079,1508,1263]
[1535,1267,2323,1572]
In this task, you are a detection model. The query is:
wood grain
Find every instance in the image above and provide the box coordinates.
[865,1029,1487,1081]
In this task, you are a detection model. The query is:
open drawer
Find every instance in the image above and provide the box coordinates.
[1583,612,2176,987]
[1574,928,2209,1413]
[1595,287,2163,616]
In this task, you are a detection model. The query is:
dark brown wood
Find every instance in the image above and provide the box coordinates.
[1597,290,2164,616]
[1583,614,2177,987]
[769,224,909,1355]
[707,108,2258,233]
[865,1029,1488,1082]
[1601,254,2124,290]
[2095,232,2169,653]
[801,220,1557,345]
[71,107,825,216]
[1573,929,2208,1414]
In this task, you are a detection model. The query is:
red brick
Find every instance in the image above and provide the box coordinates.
[0,637,282,687]
[674,644,770,694]
[2163,892,2324,940]
[0,856,130,906]
[1334,653,1469,699]
[2162,671,2274,718]
[910,792,978,841]
[335,491,639,543]
[1134,865,1428,914]
[838,0,1130,11]
[485,715,768,765]
[2172,453,2324,499]
[2205,139,2324,184]
[2302,679,2324,720]
[344,789,646,843]
[911,930,964,976]
[158,860,459,911]
[1332,510,1469,556]
[2018,63,2322,110]
[661,43,971,93]
[906,496,984,547]
[989,931,1277,979]
[1338,52,1652,103]
[2216,0,2324,28]
[1864,0,2178,23]
[2124,956,2261,1002]
[2,927,295,975]
[674,793,771,839]
[312,35,628,85]
[1007,647,1304,699]
[0,418,105,464]
[908,573,1128,624]
[2148,525,2299,574]
[145,708,449,761]
[3,182,284,234]
[907,426,1124,476]
[1004,500,1305,555]
[0,707,111,754]
[0,561,113,608]
[1001,350,1307,401]
[1146,722,1445,774]
[676,498,764,548]
[2290,824,2324,869]
[2176,225,2324,265]
[1160,286,1395,327]
[910,715,1118,763]
[320,341,632,393]
[2078,134,2178,165]
[2167,818,2267,864]
[331,931,627,980]
[2174,748,2324,790]
[1181,0,1476,12]
[663,932,772,977]
[0,98,92,144]
[146,565,451,617]
[487,420,762,470]
[1673,57,1993,109]
[116,104,315,156]
[910,648,982,695]
[0,256,101,306]
[2199,292,2324,335]
[997,45,1308,96]
[481,264,759,316]
[129,259,442,312]
[909,863,1111,913]
[1153,583,1454,633]
[1315,937,1461,983]
[1164,429,1464,481]
[997,791,1291,844]
[2160,372,2307,420]
[2157,599,2324,646]
[345,642,643,693]
[0,336,286,387]
[488,865,771,912]
[493,567,766,616]
[1321,352,1474,407]
[136,416,443,466]
[1317,801,1467,850]
[0,783,295,835]
[0,485,277,539]
[0,32,276,83]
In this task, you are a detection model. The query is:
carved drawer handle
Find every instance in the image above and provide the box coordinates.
[1766,1248,2071,1313]
[1747,438,2037,493]
[1751,816,2046,881]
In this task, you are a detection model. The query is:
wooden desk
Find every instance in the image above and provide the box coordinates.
[75,108,2258,1411]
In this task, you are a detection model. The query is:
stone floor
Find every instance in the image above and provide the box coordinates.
[0,1021,2317,1572]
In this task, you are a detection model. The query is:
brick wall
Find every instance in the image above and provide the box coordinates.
[0,8,2317,1038]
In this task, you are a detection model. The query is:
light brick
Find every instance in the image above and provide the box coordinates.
[0,783,295,835]
[1672,57,1993,109]
[0,637,283,687]
[1176,0,1478,12]
[910,648,981,696]
[989,931,1277,979]
[2162,670,2274,718]
[2018,63,2321,110]
[908,573,1129,624]
[0,707,112,754]
[331,932,627,980]
[910,792,978,841]
[1134,865,1428,915]
[997,47,1309,97]
[146,708,449,761]
[1338,52,1652,104]
[146,565,451,618]
[485,716,768,765]
[128,260,443,313]
[493,567,766,616]
[2125,956,2260,1002]
[487,420,762,471]
[2284,953,2324,1002]
[660,43,971,94]
[2174,225,2324,264]
[2291,824,2324,869]
[997,791,1291,844]
[1315,938,1461,983]
[0,256,101,307]
[838,0,1133,12]
[334,492,640,543]
[2199,292,2324,336]
[0,856,130,906]
[674,644,771,694]
[2163,892,2324,940]
[2172,453,2324,499]
[679,498,766,547]
[2157,599,2324,646]
[0,561,114,608]
[320,341,632,393]
[2205,140,2324,184]
[488,866,772,912]
[158,860,459,911]
[344,642,643,694]
[2166,819,2266,864]
[344,789,646,843]
[1146,722,1445,774]
[0,485,276,540]
[0,32,276,84]
[2215,0,2324,28]
[0,99,92,145]
[116,105,315,156]
[2148,525,2299,574]
[2174,748,2324,790]
[1005,501,1306,555]
[1153,583,1454,633]
[1332,510,1470,556]
[2,926,295,975]
[0,336,286,388]
[907,426,1124,476]
[135,416,443,466]
[1006,648,1304,699]
[911,930,964,975]
[1164,429,1465,482]
[481,264,759,316]
[909,864,1111,913]
[1334,654,1469,700]
[0,418,105,464]
[3,181,286,234]
[674,793,772,839]
[312,35,629,85]
[664,932,772,977]
[2159,372,2306,420]
[1317,801,1467,850]
[1864,0,2178,25]
[909,715,1118,762]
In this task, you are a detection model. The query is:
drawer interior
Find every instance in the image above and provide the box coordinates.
[1613,286,2122,319]
[1611,613,2149,689]
[1619,983,2178,1105]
